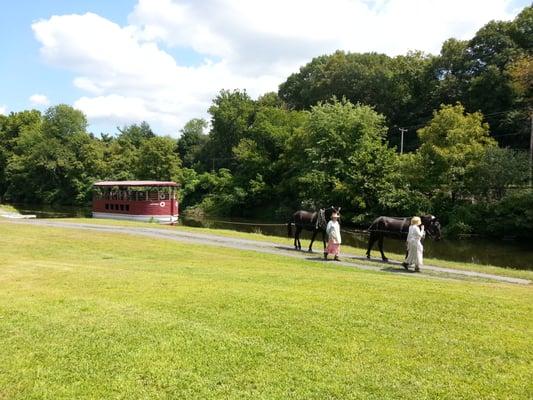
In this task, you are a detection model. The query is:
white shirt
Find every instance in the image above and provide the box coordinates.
[407,224,425,242]
[326,220,341,244]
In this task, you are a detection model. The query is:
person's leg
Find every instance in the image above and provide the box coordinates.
[402,243,409,269]
[404,241,415,269]
[334,245,341,261]
[415,242,423,272]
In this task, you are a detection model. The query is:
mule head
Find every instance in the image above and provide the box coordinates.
[421,215,442,240]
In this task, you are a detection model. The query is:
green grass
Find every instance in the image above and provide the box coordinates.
[53,217,533,281]
[0,204,18,213]
[0,221,532,399]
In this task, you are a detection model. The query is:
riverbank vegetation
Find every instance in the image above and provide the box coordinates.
[0,6,531,239]
[0,222,531,399]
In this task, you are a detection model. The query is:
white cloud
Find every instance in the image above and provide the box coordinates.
[32,0,521,135]
[29,94,50,106]
[0,105,7,115]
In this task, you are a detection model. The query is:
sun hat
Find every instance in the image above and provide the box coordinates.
[411,216,421,225]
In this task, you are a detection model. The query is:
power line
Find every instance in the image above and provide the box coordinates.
[389,106,530,133]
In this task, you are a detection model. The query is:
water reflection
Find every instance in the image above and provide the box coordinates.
[10,204,91,219]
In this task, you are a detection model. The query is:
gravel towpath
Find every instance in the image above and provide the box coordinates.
[5,219,530,285]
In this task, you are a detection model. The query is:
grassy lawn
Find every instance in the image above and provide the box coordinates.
[0,221,532,399]
[52,217,533,281]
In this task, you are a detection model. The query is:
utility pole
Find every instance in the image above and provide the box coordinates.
[399,128,408,155]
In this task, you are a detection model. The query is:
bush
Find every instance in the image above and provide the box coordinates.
[485,190,533,239]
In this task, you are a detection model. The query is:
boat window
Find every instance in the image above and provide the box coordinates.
[148,190,159,201]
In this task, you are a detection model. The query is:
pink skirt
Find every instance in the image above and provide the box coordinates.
[326,241,340,255]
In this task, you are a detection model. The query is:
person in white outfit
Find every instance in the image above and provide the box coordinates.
[325,212,342,261]
[402,216,425,272]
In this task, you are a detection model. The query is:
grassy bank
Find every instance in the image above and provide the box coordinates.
[53,217,533,280]
[0,221,532,399]
[0,204,18,213]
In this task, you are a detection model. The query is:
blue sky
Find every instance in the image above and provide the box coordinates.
[0,0,530,136]
[1,2,130,107]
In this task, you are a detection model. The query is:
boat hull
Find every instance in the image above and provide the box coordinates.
[92,212,178,223]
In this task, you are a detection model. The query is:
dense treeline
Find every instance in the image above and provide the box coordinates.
[280,6,532,151]
[0,6,531,238]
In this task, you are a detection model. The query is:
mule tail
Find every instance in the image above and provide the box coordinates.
[287,219,293,237]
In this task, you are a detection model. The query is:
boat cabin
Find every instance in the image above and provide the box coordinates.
[92,181,179,223]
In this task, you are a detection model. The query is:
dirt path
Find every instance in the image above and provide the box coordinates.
[5,219,531,285]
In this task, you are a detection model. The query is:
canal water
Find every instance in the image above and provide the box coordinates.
[7,204,533,270]
[180,217,533,270]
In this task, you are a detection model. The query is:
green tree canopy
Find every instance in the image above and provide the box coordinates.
[177,118,208,168]
[416,103,496,200]
[136,136,181,181]
[287,99,399,219]
[5,105,104,204]
[205,89,255,170]
[117,121,155,147]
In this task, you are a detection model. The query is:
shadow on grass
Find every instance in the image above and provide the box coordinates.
[275,245,423,274]
[380,266,417,274]
[274,245,317,253]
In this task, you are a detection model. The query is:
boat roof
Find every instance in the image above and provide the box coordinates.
[93,181,178,187]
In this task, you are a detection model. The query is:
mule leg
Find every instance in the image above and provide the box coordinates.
[366,233,377,259]
[295,226,302,250]
[308,229,318,252]
[322,230,327,259]
[378,235,388,262]
[294,225,301,250]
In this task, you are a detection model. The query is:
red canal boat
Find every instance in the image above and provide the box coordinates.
[92,181,179,223]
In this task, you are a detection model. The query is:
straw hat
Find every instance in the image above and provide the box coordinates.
[411,216,421,225]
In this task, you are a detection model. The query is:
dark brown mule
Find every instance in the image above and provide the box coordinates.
[366,215,442,261]
[288,206,341,252]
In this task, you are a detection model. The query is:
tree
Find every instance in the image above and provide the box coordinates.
[136,136,181,181]
[0,110,42,199]
[5,105,104,204]
[416,103,496,200]
[117,121,155,147]
[278,51,437,151]
[469,20,520,72]
[431,39,473,106]
[466,147,529,200]
[42,104,87,139]
[509,5,533,52]
[288,99,399,219]
[507,54,533,107]
[177,118,208,168]
[206,89,255,170]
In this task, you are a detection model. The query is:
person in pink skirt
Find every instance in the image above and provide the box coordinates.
[324,211,342,261]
